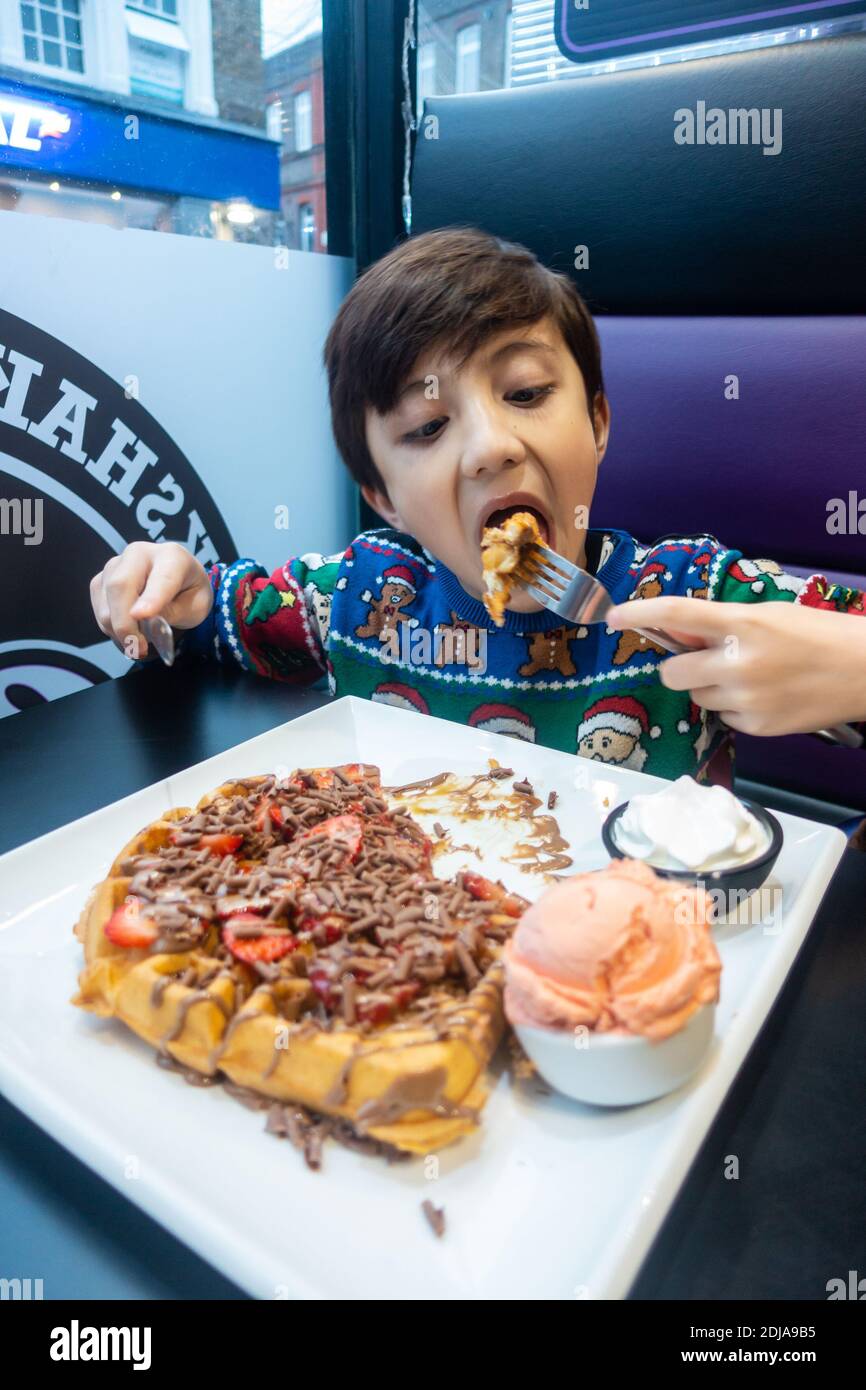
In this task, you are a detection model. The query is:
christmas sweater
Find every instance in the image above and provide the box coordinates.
[181,526,866,786]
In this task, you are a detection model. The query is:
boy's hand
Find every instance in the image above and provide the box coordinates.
[606,595,866,737]
[90,541,214,662]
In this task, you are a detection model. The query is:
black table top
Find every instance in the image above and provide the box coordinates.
[1,662,864,1300]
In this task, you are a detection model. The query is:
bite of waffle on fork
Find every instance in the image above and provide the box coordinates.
[480,510,544,626]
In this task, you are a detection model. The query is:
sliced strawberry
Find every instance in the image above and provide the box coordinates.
[461,871,496,899]
[308,964,337,1008]
[462,871,525,918]
[357,997,391,1026]
[287,763,379,791]
[285,769,335,791]
[222,914,296,964]
[357,981,421,1025]
[307,965,420,1022]
[253,797,285,833]
[297,909,351,944]
[294,814,363,861]
[198,832,244,857]
[340,762,380,787]
[104,895,158,949]
[496,894,526,919]
[215,893,272,920]
[171,828,245,856]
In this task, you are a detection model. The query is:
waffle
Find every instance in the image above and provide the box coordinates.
[72,764,530,1155]
[480,509,544,626]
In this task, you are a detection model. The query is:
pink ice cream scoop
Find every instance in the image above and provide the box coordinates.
[503,858,721,1042]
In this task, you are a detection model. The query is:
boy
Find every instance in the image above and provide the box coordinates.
[90,228,865,786]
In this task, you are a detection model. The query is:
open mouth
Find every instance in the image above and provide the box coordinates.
[479,501,551,546]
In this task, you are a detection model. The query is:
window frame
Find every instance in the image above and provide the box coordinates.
[125,1,179,21]
[293,87,312,153]
[16,0,88,83]
[417,38,436,119]
[322,0,412,271]
[455,21,482,93]
[265,97,284,144]
[322,0,414,531]
[298,201,316,252]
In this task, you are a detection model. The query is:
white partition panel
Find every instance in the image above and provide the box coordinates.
[0,210,356,715]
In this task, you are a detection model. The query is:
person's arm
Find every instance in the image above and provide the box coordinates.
[178,549,345,684]
[606,559,866,738]
[91,540,342,688]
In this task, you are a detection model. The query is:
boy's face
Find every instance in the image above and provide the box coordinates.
[362,316,610,613]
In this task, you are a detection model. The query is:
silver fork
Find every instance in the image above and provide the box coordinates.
[524,541,689,655]
[138,615,175,667]
[523,542,863,749]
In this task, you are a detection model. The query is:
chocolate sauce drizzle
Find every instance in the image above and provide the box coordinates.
[99,763,534,1169]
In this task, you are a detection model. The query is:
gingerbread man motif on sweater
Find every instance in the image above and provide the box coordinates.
[519,625,583,678]
[354,565,417,641]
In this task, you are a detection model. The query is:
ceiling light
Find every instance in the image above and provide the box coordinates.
[226,199,256,225]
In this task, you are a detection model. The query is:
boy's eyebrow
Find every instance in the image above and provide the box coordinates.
[393,337,558,408]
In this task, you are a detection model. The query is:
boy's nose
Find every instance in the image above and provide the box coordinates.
[459,410,527,479]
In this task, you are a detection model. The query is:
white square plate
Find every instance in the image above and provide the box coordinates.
[0,697,846,1299]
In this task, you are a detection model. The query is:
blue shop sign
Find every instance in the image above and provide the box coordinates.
[0,77,279,209]
[554,1,864,63]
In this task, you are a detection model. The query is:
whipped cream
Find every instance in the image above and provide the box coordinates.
[613,776,769,872]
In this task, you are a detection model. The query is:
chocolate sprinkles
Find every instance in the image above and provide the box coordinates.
[114,761,532,1171]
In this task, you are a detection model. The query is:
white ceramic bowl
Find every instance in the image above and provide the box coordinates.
[514,1001,717,1107]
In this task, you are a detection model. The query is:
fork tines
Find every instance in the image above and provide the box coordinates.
[524,542,572,607]
[529,541,575,579]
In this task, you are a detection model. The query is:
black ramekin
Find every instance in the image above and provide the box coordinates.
[600,797,784,903]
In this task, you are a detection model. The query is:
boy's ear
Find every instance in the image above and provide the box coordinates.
[361,483,403,529]
[592,392,611,465]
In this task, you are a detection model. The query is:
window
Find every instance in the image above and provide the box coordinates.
[293,88,312,152]
[417,40,436,120]
[298,202,315,252]
[4,0,331,252]
[420,2,866,95]
[266,98,284,142]
[20,0,84,74]
[264,4,327,253]
[455,23,481,93]
[127,0,179,18]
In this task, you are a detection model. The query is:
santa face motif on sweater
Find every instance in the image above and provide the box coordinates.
[725,557,806,597]
[576,695,661,771]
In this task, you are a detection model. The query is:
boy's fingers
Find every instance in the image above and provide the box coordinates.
[101,550,155,650]
[608,596,734,643]
[128,544,195,620]
[89,572,113,638]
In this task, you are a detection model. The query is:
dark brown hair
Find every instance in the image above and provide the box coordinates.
[323,226,604,493]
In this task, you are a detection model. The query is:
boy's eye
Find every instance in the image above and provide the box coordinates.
[508,384,556,405]
[403,417,445,443]
[401,384,554,443]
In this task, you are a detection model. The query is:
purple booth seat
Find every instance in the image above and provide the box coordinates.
[592,317,866,809]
